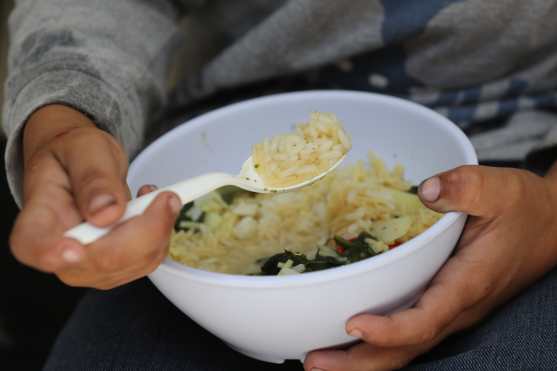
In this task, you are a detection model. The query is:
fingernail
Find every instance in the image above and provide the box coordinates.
[62,248,82,264]
[349,329,363,338]
[419,176,441,202]
[137,185,158,197]
[89,194,116,214]
[168,195,182,214]
[140,184,158,194]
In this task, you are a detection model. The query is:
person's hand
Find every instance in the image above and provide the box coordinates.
[9,104,181,289]
[305,165,557,371]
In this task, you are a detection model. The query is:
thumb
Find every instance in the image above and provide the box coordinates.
[57,128,130,226]
[418,165,524,217]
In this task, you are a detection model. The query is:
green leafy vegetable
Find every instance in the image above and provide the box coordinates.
[258,250,344,275]
[334,232,378,263]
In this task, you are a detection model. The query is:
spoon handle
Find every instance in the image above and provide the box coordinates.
[64,173,234,245]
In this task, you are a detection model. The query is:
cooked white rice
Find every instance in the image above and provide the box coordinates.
[251,112,352,188]
[169,152,441,275]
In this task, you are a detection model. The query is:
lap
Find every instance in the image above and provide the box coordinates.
[44,269,557,371]
[43,278,301,371]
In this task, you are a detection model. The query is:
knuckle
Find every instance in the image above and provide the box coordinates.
[447,165,483,202]
[448,165,479,186]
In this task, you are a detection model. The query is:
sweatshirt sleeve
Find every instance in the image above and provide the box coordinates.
[2,0,203,207]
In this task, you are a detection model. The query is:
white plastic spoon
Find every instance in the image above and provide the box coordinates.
[64,155,346,245]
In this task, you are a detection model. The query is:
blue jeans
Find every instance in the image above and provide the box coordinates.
[43,269,557,371]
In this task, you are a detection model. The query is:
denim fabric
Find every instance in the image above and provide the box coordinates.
[43,269,557,371]
[407,268,557,371]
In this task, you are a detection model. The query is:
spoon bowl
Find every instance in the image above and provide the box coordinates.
[64,154,346,245]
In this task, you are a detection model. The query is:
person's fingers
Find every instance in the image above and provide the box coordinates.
[56,243,166,290]
[305,342,429,371]
[69,228,169,290]
[305,349,352,371]
[344,257,493,348]
[10,200,77,273]
[55,127,130,227]
[56,192,181,288]
[11,153,84,272]
[89,247,168,290]
[137,184,158,197]
[418,165,528,217]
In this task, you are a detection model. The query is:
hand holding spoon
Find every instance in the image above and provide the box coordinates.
[65,112,351,245]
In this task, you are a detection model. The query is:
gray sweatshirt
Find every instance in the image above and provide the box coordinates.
[4,0,557,206]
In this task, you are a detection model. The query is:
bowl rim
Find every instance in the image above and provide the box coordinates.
[130,90,478,288]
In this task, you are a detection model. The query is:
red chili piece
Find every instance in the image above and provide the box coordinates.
[389,241,402,249]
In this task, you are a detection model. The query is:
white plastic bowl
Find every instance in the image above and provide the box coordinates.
[128,91,478,364]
